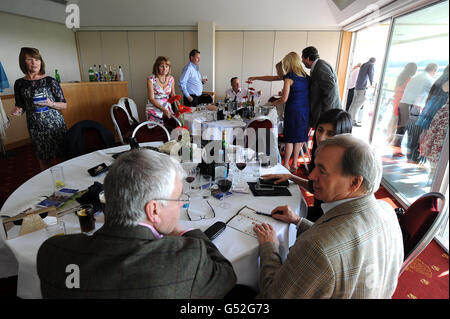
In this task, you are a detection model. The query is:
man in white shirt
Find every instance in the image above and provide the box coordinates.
[225,77,245,103]
[397,63,438,161]
[345,63,361,111]
[253,134,404,299]
[179,49,206,107]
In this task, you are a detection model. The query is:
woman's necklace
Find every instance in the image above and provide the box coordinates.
[157,75,168,87]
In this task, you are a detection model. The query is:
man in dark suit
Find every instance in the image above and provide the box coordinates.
[301,46,342,129]
[37,149,236,298]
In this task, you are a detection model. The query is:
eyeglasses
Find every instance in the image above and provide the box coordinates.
[152,193,190,204]
[187,200,216,221]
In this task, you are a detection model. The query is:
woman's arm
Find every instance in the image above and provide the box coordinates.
[272,78,291,105]
[36,98,66,110]
[248,75,283,82]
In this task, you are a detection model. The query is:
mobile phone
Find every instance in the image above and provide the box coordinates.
[204,221,226,240]
[254,184,274,191]
[88,163,109,177]
[258,178,289,187]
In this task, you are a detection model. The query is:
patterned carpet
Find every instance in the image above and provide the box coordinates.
[0,145,448,298]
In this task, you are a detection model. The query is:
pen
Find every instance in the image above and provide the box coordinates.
[256,211,272,217]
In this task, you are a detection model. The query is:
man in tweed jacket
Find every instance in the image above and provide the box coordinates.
[37,149,236,298]
[254,134,404,298]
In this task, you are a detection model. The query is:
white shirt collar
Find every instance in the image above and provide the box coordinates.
[310,59,319,73]
[320,195,366,215]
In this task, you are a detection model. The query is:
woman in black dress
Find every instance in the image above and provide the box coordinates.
[11,47,67,171]
[261,109,352,222]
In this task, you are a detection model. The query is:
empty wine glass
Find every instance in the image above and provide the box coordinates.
[217,177,232,209]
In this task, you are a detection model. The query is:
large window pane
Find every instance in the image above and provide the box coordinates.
[371,1,449,206]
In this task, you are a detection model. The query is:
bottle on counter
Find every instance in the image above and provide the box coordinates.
[104,64,110,81]
[55,69,61,83]
[98,64,103,81]
[88,66,95,82]
[118,66,124,81]
[112,65,118,81]
[108,65,113,81]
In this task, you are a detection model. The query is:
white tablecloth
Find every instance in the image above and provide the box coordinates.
[0,143,305,298]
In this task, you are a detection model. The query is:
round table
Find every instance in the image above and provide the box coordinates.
[0,142,306,298]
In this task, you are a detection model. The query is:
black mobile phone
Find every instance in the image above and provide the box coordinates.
[258,178,289,187]
[204,221,226,240]
[88,163,109,177]
[254,183,275,191]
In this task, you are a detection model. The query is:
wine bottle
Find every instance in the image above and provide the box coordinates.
[104,64,110,81]
[55,69,61,83]
[109,65,113,81]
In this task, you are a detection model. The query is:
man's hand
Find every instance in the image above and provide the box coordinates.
[253,223,279,246]
[270,205,300,225]
[262,173,291,184]
[187,96,193,102]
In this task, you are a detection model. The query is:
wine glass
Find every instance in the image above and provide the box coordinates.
[217,177,232,209]
[185,166,199,195]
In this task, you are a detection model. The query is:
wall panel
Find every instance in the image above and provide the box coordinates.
[215,32,244,101]
[128,31,156,120]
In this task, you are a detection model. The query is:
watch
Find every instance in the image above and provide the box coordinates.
[52,101,56,107]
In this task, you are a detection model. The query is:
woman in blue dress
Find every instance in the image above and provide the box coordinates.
[272,52,310,172]
[11,47,67,171]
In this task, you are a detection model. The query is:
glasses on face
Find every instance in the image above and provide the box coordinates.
[186,200,215,221]
[153,193,190,204]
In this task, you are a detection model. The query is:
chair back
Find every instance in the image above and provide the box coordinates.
[399,192,446,274]
[131,121,170,143]
[110,104,135,144]
[118,97,140,123]
[244,116,274,155]
[64,120,115,159]
[163,116,182,134]
[198,93,213,104]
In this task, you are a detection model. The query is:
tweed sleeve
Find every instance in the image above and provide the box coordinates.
[257,236,335,298]
[184,229,237,298]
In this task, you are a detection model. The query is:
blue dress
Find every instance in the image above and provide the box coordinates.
[283,73,310,143]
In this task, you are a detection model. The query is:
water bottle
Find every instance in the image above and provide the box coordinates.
[88,67,95,82]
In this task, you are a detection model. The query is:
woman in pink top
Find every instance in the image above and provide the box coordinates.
[146,56,176,124]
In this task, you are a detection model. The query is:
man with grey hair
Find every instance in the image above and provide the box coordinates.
[37,149,236,298]
[253,134,404,298]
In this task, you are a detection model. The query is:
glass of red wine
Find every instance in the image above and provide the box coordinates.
[185,166,199,195]
[217,177,232,209]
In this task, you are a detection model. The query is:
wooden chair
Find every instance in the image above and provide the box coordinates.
[131,121,170,143]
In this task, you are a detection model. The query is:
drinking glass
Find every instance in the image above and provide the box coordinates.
[200,175,212,199]
[45,220,66,238]
[76,204,96,234]
[217,177,232,209]
[50,166,65,193]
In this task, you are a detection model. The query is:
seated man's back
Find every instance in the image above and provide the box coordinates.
[38,224,234,298]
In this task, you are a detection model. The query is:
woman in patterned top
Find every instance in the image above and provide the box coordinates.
[11,47,67,171]
[146,56,176,124]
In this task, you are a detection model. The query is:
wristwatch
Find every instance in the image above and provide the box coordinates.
[52,101,56,107]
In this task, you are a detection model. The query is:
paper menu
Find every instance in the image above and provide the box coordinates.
[226,206,286,238]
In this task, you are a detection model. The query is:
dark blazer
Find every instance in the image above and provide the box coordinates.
[37,224,237,299]
[309,59,342,128]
